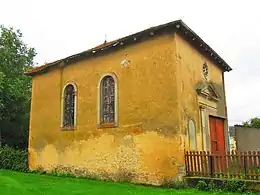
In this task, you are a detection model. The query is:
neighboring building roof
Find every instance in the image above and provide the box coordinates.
[25,20,232,76]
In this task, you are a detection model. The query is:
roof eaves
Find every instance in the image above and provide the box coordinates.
[24,20,180,76]
[25,20,232,76]
[176,20,232,72]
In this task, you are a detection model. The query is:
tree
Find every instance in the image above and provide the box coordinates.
[0,25,36,148]
[242,117,260,128]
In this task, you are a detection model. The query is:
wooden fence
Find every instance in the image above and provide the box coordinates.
[185,151,260,180]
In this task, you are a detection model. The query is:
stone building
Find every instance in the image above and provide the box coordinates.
[25,20,232,185]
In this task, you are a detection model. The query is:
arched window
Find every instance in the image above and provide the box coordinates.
[62,83,77,128]
[100,75,116,125]
[188,119,197,151]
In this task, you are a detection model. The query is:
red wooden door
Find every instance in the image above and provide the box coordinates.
[209,116,225,154]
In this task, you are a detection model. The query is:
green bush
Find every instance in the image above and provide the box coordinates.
[196,180,220,192]
[223,179,247,193]
[207,181,219,193]
[196,180,208,191]
[0,145,28,172]
[195,179,248,193]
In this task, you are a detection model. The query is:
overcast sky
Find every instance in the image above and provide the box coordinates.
[1,0,259,126]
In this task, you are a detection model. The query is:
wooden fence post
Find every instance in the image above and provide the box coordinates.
[209,154,214,177]
[243,151,247,179]
[185,151,189,176]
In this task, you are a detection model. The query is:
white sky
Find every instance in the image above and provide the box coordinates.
[1,0,259,126]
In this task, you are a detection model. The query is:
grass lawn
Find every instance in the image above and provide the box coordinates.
[0,170,241,195]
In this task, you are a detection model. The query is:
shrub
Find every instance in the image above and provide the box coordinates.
[223,179,247,192]
[196,180,208,191]
[207,180,220,192]
[0,145,28,172]
[195,179,248,193]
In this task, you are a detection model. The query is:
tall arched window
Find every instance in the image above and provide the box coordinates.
[188,119,197,151]
[100,76,115,124]
[62,83,77,128]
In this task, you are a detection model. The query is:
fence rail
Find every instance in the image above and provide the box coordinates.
[185,151,260,180]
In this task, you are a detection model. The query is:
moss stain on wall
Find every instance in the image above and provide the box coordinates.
[30,131,183,185]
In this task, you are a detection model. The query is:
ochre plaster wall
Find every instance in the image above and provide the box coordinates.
[29,34,186,185]
[28,33,229,185]
[174,34,227,152]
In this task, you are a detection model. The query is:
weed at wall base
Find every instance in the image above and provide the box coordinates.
[161,178,188,189]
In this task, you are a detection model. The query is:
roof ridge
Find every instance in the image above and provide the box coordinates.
[25,19,232,76]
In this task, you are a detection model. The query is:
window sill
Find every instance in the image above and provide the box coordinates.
[98,123,117,129]
[61,126,76,131]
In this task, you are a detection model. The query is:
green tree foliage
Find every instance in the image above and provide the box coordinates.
[0,25,36,148]
[242,117,260,128]
[0,145,28,172]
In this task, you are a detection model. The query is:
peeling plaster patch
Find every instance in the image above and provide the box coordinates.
[171,157,177,165]
[121,135,134,146]
[31,131,185,185]
[39,144,58,170]
[122,122,143,128]
[124,135,132,140]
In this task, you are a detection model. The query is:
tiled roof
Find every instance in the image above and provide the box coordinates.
[25,20,232,76]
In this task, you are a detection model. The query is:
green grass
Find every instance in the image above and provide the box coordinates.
[0,170,241,195]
